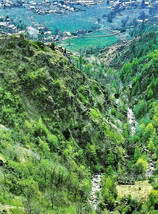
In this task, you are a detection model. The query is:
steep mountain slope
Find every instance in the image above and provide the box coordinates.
[1,34,158,214]
[118,49,158,213]
[120,49,158,165]
[0,35,126,213]
[99,31,158,69]
[78,33,158,213]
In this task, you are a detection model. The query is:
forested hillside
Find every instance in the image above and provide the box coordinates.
[73,31,158,213]
[0,34,158,214]
[0,35,126,214]
[99,31,158,69]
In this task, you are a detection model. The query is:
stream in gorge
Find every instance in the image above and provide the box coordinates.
[89,174,102,210]
[89,104,155,210]
[127,107,155,178]
[89,106,138,210]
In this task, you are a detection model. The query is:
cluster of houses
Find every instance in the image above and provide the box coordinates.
[26,0,78,15]
[0,0,24,8]
[0,0,102,14]
[0,14,96,42]
[103,0,158,29]
[0,16,22,35]
[0,16,56,42]
[1,0,158,44]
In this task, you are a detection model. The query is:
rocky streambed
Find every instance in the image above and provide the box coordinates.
[89,174,102,210]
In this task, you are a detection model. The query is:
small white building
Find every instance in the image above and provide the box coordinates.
[27,26,39,39]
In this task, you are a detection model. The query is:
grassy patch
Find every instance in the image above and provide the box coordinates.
[117,180,152,201]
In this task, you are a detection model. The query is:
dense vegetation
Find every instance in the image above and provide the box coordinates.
[0,32,158,214]
[72,30,158,213]
[0,35,127,214]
